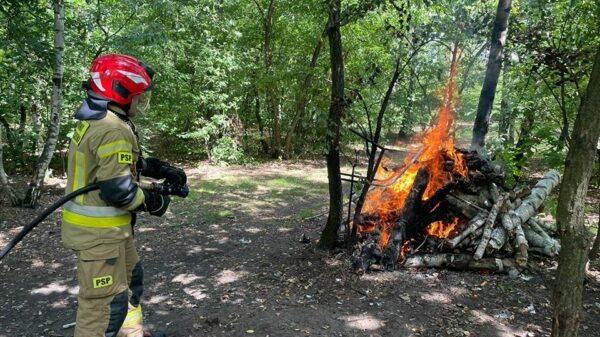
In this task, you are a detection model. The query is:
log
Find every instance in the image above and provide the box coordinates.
[511,170,561,225]
[352,231,383,274]
[529,216,557,234]
[382,167,429,269]
[474,193,508,260]
[514,218,529,265]
[404,254,517,273]
[501,213,515,232]
[523,226,559,256]
[447,214,486,248]
[456,227,484,249]
[489,227,508,250]
[446,193,486,219]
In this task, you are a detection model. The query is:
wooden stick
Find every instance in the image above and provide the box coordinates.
[404,254,517,273]
[529,216,557,234]
[489,227,507,250]
[513,217,529,265]
[474,193,508,260]
[447,214,486,248]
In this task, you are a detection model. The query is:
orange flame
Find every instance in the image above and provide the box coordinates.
[426,217,460,238]
[360,47,468,247]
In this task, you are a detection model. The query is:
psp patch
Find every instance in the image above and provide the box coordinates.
[71,121,90,145]
[93,275,113,288]
[117,151,133,164]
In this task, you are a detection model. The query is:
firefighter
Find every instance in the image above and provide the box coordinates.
[62,53,185,337]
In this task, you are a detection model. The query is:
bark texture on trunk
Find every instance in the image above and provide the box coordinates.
[470,0,512,152]
[498,60,512,144]
[551,46,600,337]
[319,0,344,250]
[0,125,19,205]
[31,100,43,157]
[262,0,282,158]
[23,0,64,207]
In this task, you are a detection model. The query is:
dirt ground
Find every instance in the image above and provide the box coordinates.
[1,161,600,337]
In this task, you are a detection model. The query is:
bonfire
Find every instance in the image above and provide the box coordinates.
[350,53,560,274]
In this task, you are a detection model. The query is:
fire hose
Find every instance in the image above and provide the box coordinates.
[0,182,188,261]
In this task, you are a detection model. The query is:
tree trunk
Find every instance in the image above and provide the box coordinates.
[0,125,20,206]
[551,45,600,337]
[16,103,27,167]
[498,59,512,143]
[30,99,43,157]
[283,29,326,158]
[22,0,64,208]
[470,0,512,153]
[589,150,600,260]
[253,87,269,154]
[262,0,281,158]
[319,0,344,250]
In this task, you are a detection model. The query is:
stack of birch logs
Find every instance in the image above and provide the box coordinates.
[426,169,561,270]
[352,150,561,274]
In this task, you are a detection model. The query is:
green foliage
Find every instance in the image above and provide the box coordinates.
[0,0,598,175]
[210,136,248,165]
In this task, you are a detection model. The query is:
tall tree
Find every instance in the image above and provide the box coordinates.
[254,0,282,158]
[319,0,344,250]
[552,45,600,337]
[22,0,64,207]
[470,0,512,152]
[283,28,326,158]
[0,125,18,205]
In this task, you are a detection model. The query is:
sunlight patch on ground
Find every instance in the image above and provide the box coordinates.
[448,286,469,296]
[137,227,157,233]
[470,309,528,337]
[245,227,263,233]
[215,269,249,285]
[50,262,63,269]
[360,271,402,282]
[324,257,343,267]
[277,227,293,233]
[50,298,71,309]
[184,286,208,300]
[30,281,76,296]
[186,245,204,254]
[217,237,230,244]
[420,292,452,304]
[340,314,385,330]
[31,259,45,268]
[172,273,203,285]
[146,295,169,304]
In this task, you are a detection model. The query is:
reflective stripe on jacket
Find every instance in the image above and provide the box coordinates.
[62,109,144,250]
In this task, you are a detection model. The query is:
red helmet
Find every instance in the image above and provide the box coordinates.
[88,53,153,105]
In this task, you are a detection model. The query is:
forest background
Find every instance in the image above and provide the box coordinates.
[2,0,598,186]
[1,1,600,336]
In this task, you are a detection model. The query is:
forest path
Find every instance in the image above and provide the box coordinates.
[1,161,599,337]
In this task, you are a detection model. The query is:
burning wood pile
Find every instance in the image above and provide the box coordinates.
[349,55,561,274]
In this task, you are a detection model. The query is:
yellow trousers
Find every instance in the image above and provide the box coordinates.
[73,237,144,337]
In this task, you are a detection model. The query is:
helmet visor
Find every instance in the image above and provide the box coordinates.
[135,91,152,115]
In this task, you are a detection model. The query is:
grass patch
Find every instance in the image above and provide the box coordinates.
[202,209,235,221]
[292,206,326,220]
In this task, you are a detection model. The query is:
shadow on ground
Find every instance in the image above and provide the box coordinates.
[1,161,599,337]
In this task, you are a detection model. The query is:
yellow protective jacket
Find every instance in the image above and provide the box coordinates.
[62,108,145,251]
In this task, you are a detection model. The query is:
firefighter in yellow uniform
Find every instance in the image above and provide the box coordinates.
[62,54,186,337]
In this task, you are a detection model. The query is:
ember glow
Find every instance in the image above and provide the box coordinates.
[359,51,468,246]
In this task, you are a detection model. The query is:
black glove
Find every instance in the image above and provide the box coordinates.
[139,189,171,217]
[141,157,187,187]
[162,165,187,187]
